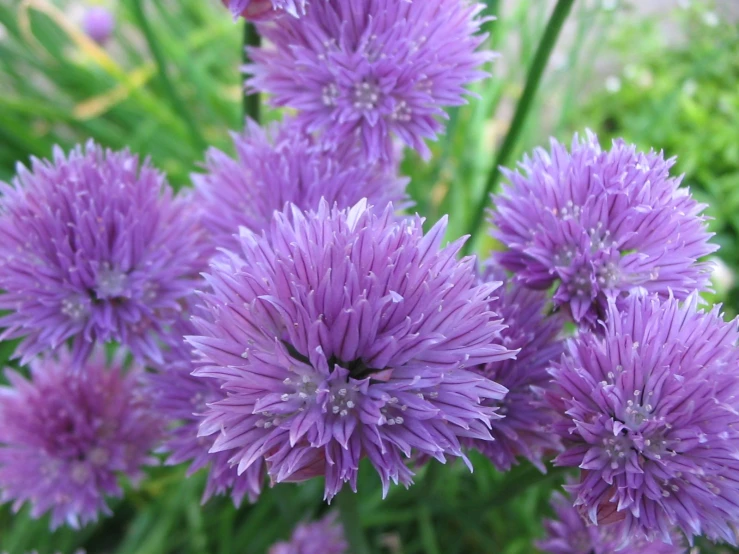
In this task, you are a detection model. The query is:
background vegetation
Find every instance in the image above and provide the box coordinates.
[0,0,737,552]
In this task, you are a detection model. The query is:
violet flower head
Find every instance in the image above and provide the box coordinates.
[491,132,715,328]
[246,0,494,161]
[0,347,160,529]
[147,319,264,506]
[547,293,739,545]
[191,118,409,254]
[223,0,307,20]
[268,512,347,554]
[82,6,115,45]
[537,491,686,554]
[189,199,512,500]
[0,142,207,365]
[467,268,565,472]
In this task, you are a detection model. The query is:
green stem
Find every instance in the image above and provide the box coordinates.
[129,0,207,151]
[336,488,370,554]
[462,0,574,255]
[242,21,261,122]
[493,464,569,504]
[462,464,571,514]
[419,505,442,554]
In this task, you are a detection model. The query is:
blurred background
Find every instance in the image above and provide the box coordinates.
[0,0,737,552]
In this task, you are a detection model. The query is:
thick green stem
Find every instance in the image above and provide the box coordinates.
[462,0,574,255]
[336,488,370,554]
[242,21,260,122]
[129,0,207,151]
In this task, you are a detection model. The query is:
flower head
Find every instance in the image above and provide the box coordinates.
[537,490,686,554]
[547,293,739,545]
[147,318,264,506]
[223,0,307,20]
[192,118,409,254]
[268,512,347,554]
[0,142,207,365]
[0,347,160,529]
[491,132,715,327]
[467,268,564,471]
[246,0,494,161]
[82,7,115,45]
[189,199,511,500]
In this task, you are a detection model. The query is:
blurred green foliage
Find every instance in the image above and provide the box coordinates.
[0,0,242,188]
[0,0,738,553]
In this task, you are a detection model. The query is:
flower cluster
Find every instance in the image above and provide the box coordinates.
[192,118,409,253]
[189,199,511,499]
[490,132,715,327]
[0,347,160,529]
[0,141,206,366]
[547,293,739,545]
[0,141,204,529]
[246,0,494,160]
[1,0,737,551]
[467,268,565,472]
[268,513,347,554]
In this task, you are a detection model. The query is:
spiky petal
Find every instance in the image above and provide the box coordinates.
[189,199,512,500]
[147,318,264,505]
[467,267,565,471]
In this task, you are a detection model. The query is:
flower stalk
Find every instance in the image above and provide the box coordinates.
[336,487,370,554]
[243,21,260,122]
[129,0,207,151]
[463,0,574,254]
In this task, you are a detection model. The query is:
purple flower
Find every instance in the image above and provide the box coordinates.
[547,293,739,545]
[0,142,207,366]
[491,132,715,328]
[0,346,161,529]
[245,0,494,161]
[537,490,686,554]
[223,0,306,20]
[82,7,115,45]
[147,318,264,506]
[467,268,565,472]
[268,512,347,554]
[188,199,511,500]
[191,118,409,254]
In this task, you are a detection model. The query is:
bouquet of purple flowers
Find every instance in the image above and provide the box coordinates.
[0,2,735,553]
